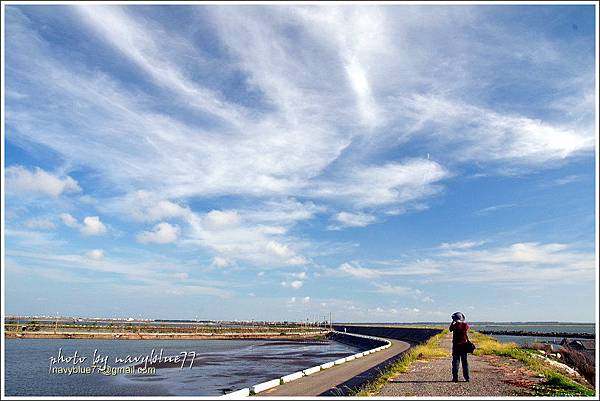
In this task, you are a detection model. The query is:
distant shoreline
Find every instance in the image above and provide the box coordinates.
[479,330,595,339]
[4,330,330,340]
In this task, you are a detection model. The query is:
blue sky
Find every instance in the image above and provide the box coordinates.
[3,4,597,322]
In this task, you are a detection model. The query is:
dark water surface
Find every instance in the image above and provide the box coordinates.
[5,338,362,396]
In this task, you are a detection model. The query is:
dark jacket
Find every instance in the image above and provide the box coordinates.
[449,321,469,353]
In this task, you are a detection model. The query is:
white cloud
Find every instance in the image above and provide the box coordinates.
[211,256,231,268]
[338,262,383,279]
[439,240,487,250]
[337,260,442,279]
[203,210,241,230]
[5,5,595,296]
[80,216,107,236]
[136,222,180,244]
[24,218,56,230]
[74,5,244,124]
[292,271,307,280]
[281,280,304,289]
[329,211,377,230]
[339,241,594,287]
[7,6,593,219]
[314,159,449,208]
[373,283,415,296]
[401,94,594,166]
[6,165,80,197]
[61,213,109,236]
[432,241,593,284]
[184,209,309,268]
[104,191,191,222]
[85,249,105,260]
[543,174,585,187]
[59,213,79,228]
[265,241,307,266]
[243,199,324,225]
[475,204,515,216]
[6,248,232,298]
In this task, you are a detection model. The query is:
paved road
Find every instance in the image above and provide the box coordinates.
[260,338,410,396]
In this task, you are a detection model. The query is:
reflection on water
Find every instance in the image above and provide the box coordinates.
[5,339,362,396]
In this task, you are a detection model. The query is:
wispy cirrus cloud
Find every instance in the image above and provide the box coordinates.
[337,240,594,285]
[475,204,516,216]
[4,5,595,320]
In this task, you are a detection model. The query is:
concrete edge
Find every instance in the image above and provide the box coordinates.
[281,371,304,383]
[302,365,321,376]
[250,378,280,394]
[224,331,392,397]
[221,388,250,398]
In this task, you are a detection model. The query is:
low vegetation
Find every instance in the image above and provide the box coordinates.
[356,330,595,397]
[356,329,449,396]
[469,331,595,396]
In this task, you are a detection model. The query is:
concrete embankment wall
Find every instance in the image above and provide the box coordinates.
[327,331,387,351]
[333,325,443,346]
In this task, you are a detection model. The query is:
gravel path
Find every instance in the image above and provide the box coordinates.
[378,334,544,397]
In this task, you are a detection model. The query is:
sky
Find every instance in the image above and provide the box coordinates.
[3,4,597,323]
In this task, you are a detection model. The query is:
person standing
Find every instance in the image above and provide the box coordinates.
[449,311,470,382]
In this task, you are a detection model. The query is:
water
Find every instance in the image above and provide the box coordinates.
[468,323,595,335]
[357,322,595,334]
[467,323,595,346]
[4,338,362,396]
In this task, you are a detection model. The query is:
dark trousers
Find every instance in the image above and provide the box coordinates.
[452,351,469,381]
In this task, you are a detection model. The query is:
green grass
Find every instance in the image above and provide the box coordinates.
[355,330,449,396]
[470,331,595,397]
[355,330,594,397]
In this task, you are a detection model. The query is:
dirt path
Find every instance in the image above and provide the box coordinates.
[378,334,544,397]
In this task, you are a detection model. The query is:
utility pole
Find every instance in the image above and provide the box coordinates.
[329,312,332,331]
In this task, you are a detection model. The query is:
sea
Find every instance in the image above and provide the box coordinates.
[4,338,363,396]
[468,322,595,346]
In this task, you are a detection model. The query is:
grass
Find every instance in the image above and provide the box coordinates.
[355,329,449,396]
[469,331,595,397]
[356,330,595,397]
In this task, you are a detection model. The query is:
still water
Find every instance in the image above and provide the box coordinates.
[5,338,363,396]
[469,323,595,335]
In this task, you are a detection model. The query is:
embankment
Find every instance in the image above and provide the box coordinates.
[333,325,443,345]
[4,330,328,341]
[251,327,442,397]
[327,331,387,351]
